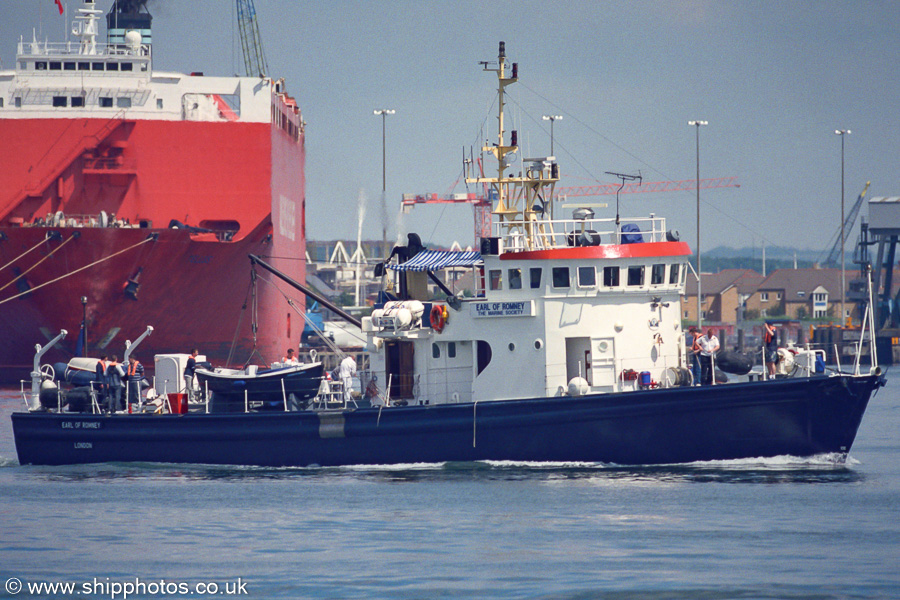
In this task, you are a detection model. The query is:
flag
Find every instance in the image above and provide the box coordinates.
[75,324,85,357]
[54,0,64,15]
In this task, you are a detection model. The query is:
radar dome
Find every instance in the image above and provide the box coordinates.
[125,30,142,50]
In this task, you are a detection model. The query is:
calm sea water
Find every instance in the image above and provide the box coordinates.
[1,379,898,600]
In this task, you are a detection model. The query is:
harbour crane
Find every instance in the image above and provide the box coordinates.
[402,176,740,242]
[821,181,871,268]
[235,0,268,78]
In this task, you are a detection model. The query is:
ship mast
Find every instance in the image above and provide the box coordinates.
[467,42,559,249]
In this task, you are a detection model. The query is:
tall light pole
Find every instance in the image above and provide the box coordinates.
[542,115,563,156]
[688,120,708,331]
[80,295,88,357]
[374,109,395,260]
[835,129,851,326]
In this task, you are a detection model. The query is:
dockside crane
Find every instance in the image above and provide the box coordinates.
[236,0,268,78]
[402,176,740,242]
[821,181,871,268]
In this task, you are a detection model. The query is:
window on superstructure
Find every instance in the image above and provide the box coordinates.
[78,62,90,70]
[121,62,133,72]
[107,62,119,72]
[99,97,113,108]
[49,62,61,70]
[603,266,620,287]
[651,264,665,285]
[52,96,67,107]
[64,62,76,71]
[448,342,456,358]
[117,97,132,108]
[71,96,85,108]
[508,268,522,290]
[15,97,21,108]
[157,98,163,109]
[577,266,596,288]
[530,268,542,289]
[432,343,440,359]
[489,270,502,290]
[669,263,680,284]
[92,62,104,71]
[0,98,3,108]
[627,265,645,286]
[35,61,47,70]
[552,267,570,288]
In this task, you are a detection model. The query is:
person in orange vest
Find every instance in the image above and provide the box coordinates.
[282,348,299,364]
[94,354,109,408]
[126,355,145,407]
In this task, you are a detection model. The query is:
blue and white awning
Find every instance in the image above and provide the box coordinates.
[386,250,482,272]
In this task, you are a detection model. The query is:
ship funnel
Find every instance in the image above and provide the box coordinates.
[107,0,152,48]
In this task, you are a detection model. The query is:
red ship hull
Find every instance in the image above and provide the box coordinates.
[1,111,306,380]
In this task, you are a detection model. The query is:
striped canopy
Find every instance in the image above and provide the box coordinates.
[386,250,482,272]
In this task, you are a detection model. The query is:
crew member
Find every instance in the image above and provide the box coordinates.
[698,329,720,386]
[107,355,125,413]
[338,354,357,405]
[184,348,199,400]
[688,327,702,386]
[282,348,299,364]
[95,354,109,407]
[764,322,778,377]
[126,355,144,407]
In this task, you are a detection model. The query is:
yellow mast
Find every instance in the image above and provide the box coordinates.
[467,41,560,249]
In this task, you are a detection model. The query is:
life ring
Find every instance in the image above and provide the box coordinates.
[430,304,445,333]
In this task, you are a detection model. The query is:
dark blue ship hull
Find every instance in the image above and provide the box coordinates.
[11,373,884,467]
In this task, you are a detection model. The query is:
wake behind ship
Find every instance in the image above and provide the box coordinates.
[0,0,306,381]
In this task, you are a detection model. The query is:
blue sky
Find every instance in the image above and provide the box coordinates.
[3,1,898,256]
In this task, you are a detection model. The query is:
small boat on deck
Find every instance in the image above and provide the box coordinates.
[10,42,885,468]
[195,362,324,412]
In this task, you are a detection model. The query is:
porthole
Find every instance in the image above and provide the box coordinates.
[534,339,544,350]
[508,342,516,352]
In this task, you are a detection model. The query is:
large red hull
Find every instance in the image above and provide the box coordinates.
[1,115,306,380]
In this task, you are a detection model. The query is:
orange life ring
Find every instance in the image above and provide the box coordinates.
[430,304,445,333]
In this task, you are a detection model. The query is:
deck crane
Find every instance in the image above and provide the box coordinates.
[821,181,871,267]
[236,0,268,78]
[401,176,740,242]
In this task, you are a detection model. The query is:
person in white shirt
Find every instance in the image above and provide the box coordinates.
[697,329,720,385]
[338,355,357,404]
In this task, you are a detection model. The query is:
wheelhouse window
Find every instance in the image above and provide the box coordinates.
[669,263,680,284]
[99,97,113,108]
[530,267,542,289]
[71,96,85,107]
[489,269,502,290]
[92,62,104,71]
[78,62,90,70]
[49,61,62,70]
[52,96,67,107]
[121,62,133,72]
[651,264,665,285]
[603,266,620,287]
[508,268,522,290]
[577,266,596,288]
[552,267,570,288]
[107,62,119,71]
[627,265,645,287]
[64,62,76,71]
[35,61,47,70]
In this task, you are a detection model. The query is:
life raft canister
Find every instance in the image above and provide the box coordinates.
[430,304,445,333]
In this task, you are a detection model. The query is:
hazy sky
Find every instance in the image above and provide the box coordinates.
[3,0,898,257]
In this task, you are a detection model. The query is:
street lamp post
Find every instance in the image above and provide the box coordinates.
[374,109,395,261]
[542,115,563,156]
[835,129,851,326]
[688,120,708,331]
[80,295,88,357]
